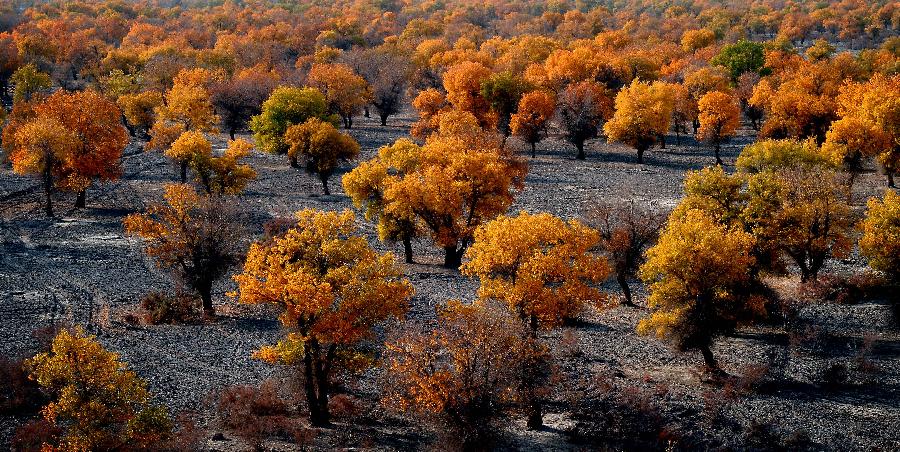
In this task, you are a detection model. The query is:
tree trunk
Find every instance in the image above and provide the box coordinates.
[714,142,723,165]
[637,148,645,164]
[617,273,634,307]
[575,141,585,160]
[526,400,543,430]
[658,134,666,149]
[700,343,719,371]
[443,246,463,269]
[290,155,299,168]
[43,169,54,217]
[363,106,370,118]
[199,283,214,317]
[524,316,543,430]
[303,351,324,426]
[380,113,388,126]
[888,172,895,188]
[531,142,536,158]
[74,189,86,208]
[312,345,331,426]
[402,236,414,264]
[180,161,188,183]
[229,127,236,140]
[321,176,330,195]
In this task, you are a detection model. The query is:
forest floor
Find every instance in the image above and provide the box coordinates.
[1,112,899,450]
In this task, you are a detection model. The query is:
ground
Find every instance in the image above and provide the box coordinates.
[1,112,898,450]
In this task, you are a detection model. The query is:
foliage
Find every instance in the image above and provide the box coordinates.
[604,80,674,163]
[710,39,766,80]
[232,209,413,426]
[190,138,257,195]
[557,80,613,160]
[210,66,279,139]
[859,190,900,280]
[697,91,741,165]
[249,86,335,156]
[166,130,212,182]
[510,90,555,157]
[7,118,78,216]
[479,71,530,137]
[383,301,529,450]
[124,183,245,315]
[410,88,448,140]
[639,209,761,369]
[442,61,495,129]
[307,63,371,128]
[26,327,172,451]
[284,117,360,195]
[11,64,51,103]
[118,91,163,137]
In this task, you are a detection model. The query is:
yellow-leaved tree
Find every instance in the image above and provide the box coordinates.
[231,209,413,426]
[462,211,609,428]
[7,118,77,216]
[307,63,372,129]
[510,90,555,158]
[190,138,257,195]
[26,327,172,451]
[167,130,212,183]
[859,190,900,281]
[604,80,674,164]
[639,209,761,371]
[343,138,423,263]
[382,112,527,268]
[284,117,360,195]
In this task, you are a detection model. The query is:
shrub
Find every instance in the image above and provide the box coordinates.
[140,291,200,324]
[0,358,45,415]
[217,380,304,450]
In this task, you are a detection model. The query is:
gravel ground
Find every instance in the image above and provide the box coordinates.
[1,112,899,450]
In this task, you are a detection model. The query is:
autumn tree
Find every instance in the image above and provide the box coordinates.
[284,118,360,195]
[7,118,77,216]
[639,209,762,371]
[462,211,609,428]
[586,201,667,307]
[859,190,900,281]
[442,61,495,129]
[480,71,530,139]
[210,66,279,139]
[26,327,172,451]
[710,39,765,80]
[125,184,245,316]
[118,91,163,138]
[249,86,335,156]
[410,88,448,140]
[681,29,716,53]
[604,80,674,164]
[307,63,372,129]
[166,131,212,183]
[343,138,422,263]
[343,46,412,126]
[153,71,219,134]
[510,91,555,157]
[190,138,257,195]
[383,301,529,450]
[33,90,129,208]
[556,80,613,160]
[232,209,413,426]
[697,91,741,165]
[382,113,527,268]
[11,64,51,103]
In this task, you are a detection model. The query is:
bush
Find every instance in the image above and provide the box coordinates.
[11,419,61,452]
[217,380,306,450]
[140,291,200,324]
[821,362,849,389]
[0,358,45,415]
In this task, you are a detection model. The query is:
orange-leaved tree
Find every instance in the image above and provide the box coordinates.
[697,91,741,165]
[462,211,609,428]
[232,209,413,426]
[382,112,527,268]
[343,138,423,263]
[284,117,360,195]
[556,80,613,160]
[166,130,212,183]
[33,89,129,208]
[510,90,556,158]
[307,63,372,129]
[26,326,172,451]
[410,87,448,140]
[125,183,245,316]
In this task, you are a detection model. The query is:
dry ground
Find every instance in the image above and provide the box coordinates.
[1,112,899,450]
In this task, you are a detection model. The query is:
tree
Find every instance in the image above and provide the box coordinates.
[154,72,219,134]
[307,63,371,129]
[343,138,422,263]
[859,190,900,281]
[510,91,555,157]
[10,64,51,103]
[383,301,529,450]
[462,211,609,428]
[284,118,360,195]
[556,80,613,160]
[118,91,164,138]
[710,39,765,80]
[249,86,335,156]
[210,66,279,139]
[480,71,530,139]
[681,29,716,52]
[344,46,412,126]
[167,131,212,183]
[410,88,448,140]
[697,91,741,165]
[190,138,257,195]
[0,31,21,104]
[26,327,172,451]
[382,113,527,268]
[586,201,667,307]
[7,118,77,216]
[124,184,244,316]
[232,209,413,426]
[442,61,495,129]
[821,117,890,195]
[639,209,761,371]
[33,90,129,208]
[604,80,674,164]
